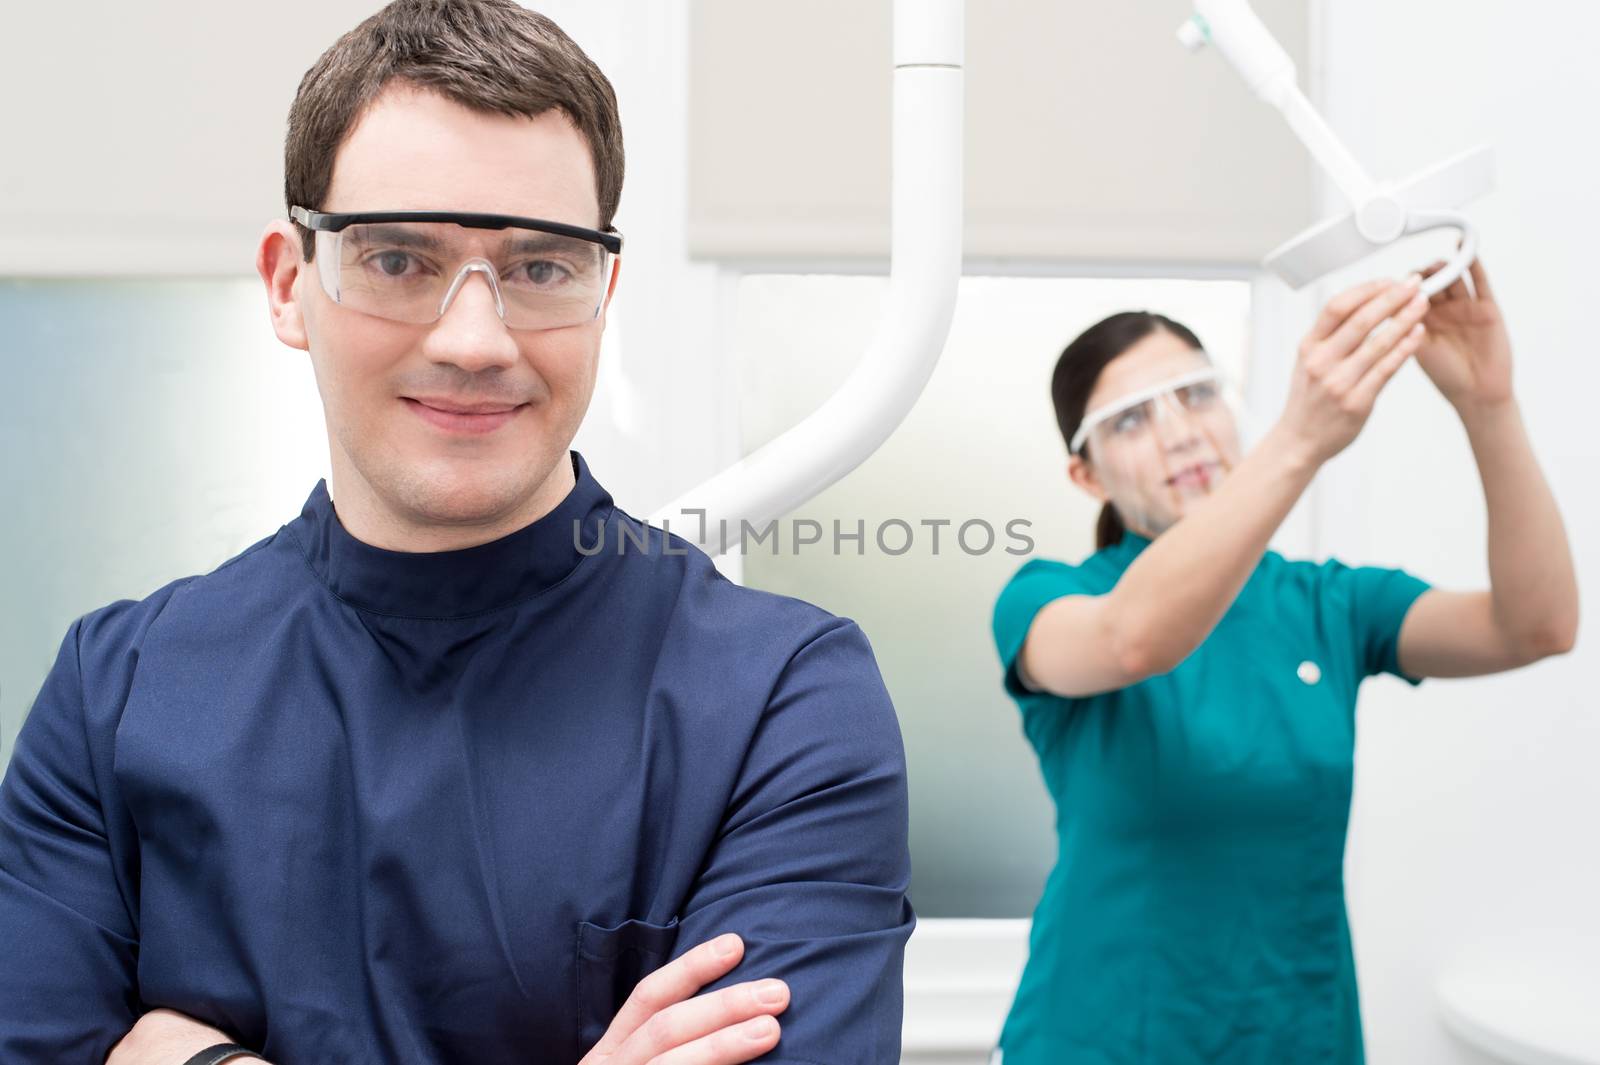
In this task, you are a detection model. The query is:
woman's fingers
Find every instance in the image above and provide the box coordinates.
[1439,235,1480,301]
[1418,259,1451,302]
[648,1015,782,1065]
[1308,278,1391,342]
[1350,321,1426,411]
[587,935,746,1059]
[1318,278,1422,364]
[1288,273,1431,464]
[619,980,788,1064]
[1326,288,1430,391]
[1468,255,1494,302]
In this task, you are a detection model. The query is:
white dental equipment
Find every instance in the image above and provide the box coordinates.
[1177,0,1493,297]
[648,0,964,556]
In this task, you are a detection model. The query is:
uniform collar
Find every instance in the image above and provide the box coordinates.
[1115,528,1153,555]
[287,450,614,619]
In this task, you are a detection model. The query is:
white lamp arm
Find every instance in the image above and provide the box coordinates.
[1179,0,1493,297]
[647,0,965,556]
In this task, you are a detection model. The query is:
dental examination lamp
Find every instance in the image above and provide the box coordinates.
[648,0,964,556]
[1177,0,1493,297]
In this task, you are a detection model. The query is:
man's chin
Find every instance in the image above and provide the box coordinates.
[377,454,551,530]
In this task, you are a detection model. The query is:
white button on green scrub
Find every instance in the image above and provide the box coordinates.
[992,530,1430,1064]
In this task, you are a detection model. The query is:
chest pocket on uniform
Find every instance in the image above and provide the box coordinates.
[575,916,681,1053]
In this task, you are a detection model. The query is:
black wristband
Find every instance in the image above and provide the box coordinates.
[181,1045,264,1065]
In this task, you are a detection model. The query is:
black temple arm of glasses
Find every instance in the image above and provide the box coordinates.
[289,207,622,255]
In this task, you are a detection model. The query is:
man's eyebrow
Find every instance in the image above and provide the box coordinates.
[345,225,447,252]
[499,231,595,258]
[343,225,595,260]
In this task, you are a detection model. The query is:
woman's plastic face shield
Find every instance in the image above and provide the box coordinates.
[1071,366,1244,537]
[290,207,622,332]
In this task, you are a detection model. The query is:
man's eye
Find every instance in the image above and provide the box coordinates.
[367,251,415,277]
[515,260,574,287]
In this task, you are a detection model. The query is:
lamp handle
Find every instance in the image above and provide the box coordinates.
[1405,209,1478,298]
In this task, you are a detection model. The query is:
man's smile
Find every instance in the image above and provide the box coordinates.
[402,395,526,434]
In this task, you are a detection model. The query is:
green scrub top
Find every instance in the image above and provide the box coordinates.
[991,531,1431,1065]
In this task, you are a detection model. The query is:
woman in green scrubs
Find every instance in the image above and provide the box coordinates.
[991,260,1578,1065]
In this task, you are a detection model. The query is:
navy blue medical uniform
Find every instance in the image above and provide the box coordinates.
[0,450,914,1063]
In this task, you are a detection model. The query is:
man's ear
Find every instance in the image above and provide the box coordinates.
[1067,453,1108,504]
[257,220,310,352]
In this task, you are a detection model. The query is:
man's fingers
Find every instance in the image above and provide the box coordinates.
[590,934,745,1056]
[620,979,789,1064]
[1322,279,1422,361]
[648,1015,782,1065]
[1309,278,1391,342]
[1350,321,1425,410]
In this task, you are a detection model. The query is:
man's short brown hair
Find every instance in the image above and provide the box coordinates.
[284,0,624,261]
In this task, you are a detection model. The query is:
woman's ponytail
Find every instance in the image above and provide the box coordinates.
[1095,502,1126,550]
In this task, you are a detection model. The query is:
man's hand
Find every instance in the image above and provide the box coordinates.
[103,935,786,1065]
[580,933,789,1065]
[106,1008,245,1065]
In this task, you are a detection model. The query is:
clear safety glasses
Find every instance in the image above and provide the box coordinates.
[291,207,623,332]
[1071,364,1246,536]
[1070,367,1232,455]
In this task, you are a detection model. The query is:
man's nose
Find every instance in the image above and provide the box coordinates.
[422,266,520,373]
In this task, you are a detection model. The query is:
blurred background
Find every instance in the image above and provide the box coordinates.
[3,2,1595,1062]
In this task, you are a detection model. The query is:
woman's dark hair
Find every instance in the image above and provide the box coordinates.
[1051,311,1206,549]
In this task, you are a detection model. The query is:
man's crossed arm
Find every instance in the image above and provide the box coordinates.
[107,934,789,1065]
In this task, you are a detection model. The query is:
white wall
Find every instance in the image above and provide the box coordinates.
[1309,3,1600,1063]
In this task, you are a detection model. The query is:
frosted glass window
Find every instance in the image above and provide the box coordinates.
[0,281,328,763]
[734,274,1253,916]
